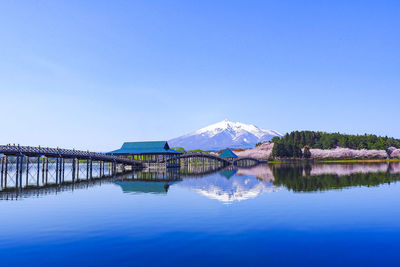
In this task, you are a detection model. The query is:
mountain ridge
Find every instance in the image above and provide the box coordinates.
[168,119,282,151]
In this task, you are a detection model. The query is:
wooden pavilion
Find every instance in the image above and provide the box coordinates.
[108,141,181,168]
[219,148,238,161]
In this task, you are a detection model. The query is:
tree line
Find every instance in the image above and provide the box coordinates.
[272,131,400,158]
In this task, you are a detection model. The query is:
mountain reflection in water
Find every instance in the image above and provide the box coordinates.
[3,163,400,202]
[111,163,400,203]
[2,163,400,266]
[177,170,280,203]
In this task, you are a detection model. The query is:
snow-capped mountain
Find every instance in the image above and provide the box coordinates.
[169,119,282,151]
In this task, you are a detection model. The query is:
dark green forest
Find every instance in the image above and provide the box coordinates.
[272,131,400,158]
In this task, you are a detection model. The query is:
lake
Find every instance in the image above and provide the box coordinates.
[1,162,400,266]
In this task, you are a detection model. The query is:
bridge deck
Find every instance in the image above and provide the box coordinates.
[0,145,141,165]
[0,145,262,168]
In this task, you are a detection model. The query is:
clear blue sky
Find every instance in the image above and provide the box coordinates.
[0,0,399,151]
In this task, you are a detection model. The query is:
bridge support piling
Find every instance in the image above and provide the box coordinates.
[26,156,29,188]
[4,156,7,189]
[16,156,20,189]
[20,156,23,189]
[45,158,49,185]
[90,159,93,179]
[42,157,45,185]
[56,157,59,184]
[62,158,65,182]
[0,157,3,189]
[76,160,79,181]
[59,158,62,183]
[72,158,76,182]
[86,159,89,180]
[37,156,40,187]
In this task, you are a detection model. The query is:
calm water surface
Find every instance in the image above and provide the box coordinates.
[1,163,400,266]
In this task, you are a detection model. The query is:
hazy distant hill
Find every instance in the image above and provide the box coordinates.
[168,119,282,151]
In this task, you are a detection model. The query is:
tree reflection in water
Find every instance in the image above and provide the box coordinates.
[270,163,400,192]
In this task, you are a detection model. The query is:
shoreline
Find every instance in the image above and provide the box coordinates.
[268,159,400,164]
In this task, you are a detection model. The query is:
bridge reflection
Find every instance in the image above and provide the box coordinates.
[1,162,400,200]
[0,163,221,199]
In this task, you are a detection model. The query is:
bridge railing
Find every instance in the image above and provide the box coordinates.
[0,145,140,165]
[0,145,261,166]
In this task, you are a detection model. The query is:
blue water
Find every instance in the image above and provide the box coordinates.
[1,163,400,266]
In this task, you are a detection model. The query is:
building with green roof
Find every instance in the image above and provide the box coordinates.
[219,148,238,160]
[108,141,181,168]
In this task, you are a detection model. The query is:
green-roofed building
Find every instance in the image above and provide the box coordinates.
[219,148,238,160]
[108,141,181,168]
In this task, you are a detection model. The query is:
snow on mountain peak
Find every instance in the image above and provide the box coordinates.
[193,120,279,139]
[169,120,283,151]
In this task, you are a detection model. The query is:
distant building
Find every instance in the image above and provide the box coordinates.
[219,148,238,161]
[108,141,181,167]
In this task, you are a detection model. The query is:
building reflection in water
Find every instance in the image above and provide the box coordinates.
[115,181,173,194]
[2,163,400,201]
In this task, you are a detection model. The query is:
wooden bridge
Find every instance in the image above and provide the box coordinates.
[0,145,141,165]
[0,144,263,192]
[0,145,143,190]
[163,152,261,167]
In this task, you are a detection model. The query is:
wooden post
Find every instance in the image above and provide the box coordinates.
[45,158,49,184]
[1,156,4,189]
[90,159,93,179]
[16,156,20,189]
[42,157,45,185]
[77,159,79,180]
[72,158,76,182]
[86,159,89,180]
[4,156,7,188]
[19,156,23,189]
[56,157,59,184]
[59,158,62,182]
[26,156,29,187]
[37,156,40,187]
[62,158,65,182]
